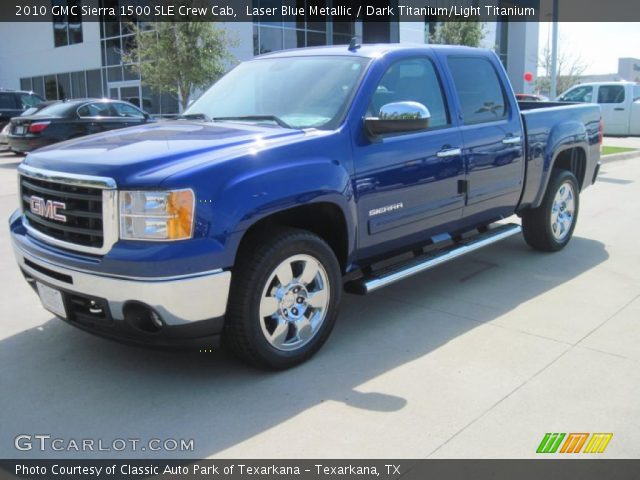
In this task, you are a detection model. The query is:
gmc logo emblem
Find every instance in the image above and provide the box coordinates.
[29,196,67,222]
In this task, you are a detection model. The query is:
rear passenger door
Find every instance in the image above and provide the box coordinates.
[445,55,525,223]
[596,84,628,135]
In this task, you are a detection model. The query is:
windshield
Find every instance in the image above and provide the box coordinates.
[184,56,370,130]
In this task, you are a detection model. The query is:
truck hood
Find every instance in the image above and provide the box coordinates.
[22,121,306,186]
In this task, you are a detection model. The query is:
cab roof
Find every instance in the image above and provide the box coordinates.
[256,43,485,60]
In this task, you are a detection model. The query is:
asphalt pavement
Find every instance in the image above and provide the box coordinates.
[0,149,638,459]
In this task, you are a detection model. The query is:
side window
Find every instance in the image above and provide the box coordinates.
[369,58,450,129]
[0,93,18,109]
[560,86,593,103]
[113,102,145,119]
[597,85,625,104]
[634,86,640,102]
[447,57,508,124]
[78,103,115,118]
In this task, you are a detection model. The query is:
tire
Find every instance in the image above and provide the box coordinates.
[223,227,342,369]
[522,169,580,252]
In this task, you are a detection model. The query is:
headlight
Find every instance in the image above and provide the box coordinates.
[119,189,195,241]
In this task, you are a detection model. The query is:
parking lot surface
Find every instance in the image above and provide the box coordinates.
[0,150,638,458]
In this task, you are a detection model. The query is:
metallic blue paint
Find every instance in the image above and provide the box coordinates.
[10,44,601,279]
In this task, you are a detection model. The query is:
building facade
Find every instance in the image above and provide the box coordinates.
[0,1,539,116]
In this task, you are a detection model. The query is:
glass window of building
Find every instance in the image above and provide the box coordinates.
[52,0,83,47]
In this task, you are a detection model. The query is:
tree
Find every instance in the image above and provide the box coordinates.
[536,44,587,97]
[123,22,235,110]
[428,21,485,47]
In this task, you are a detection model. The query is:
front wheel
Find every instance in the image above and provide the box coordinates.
[522,169,580,252]
[223,228,342,369]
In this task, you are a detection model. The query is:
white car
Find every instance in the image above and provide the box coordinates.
[558,81,640,136]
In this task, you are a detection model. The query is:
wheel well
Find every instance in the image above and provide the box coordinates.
[238,203,349,272]
[553,147,586,190]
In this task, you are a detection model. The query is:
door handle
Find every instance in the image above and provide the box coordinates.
[436,147,462,158]
[502,136,522,145]
[614,108,625,111]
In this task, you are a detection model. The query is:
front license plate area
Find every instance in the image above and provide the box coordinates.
[36,282,67,318]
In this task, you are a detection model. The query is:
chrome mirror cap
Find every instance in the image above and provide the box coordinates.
[378,101,431,121]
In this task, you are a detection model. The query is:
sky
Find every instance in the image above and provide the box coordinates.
[537,22,640,75]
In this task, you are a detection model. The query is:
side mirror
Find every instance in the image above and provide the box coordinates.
[364,101,430,137]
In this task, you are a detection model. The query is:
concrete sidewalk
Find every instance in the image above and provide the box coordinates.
[0,154,638,459]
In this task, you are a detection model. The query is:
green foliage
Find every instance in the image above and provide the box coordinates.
[122,22,235,110]
[429,21,485,47]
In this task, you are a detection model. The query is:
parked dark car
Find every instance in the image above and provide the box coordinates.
[7,98,152,153]
[1,101,58,152]
[0,89,45,131]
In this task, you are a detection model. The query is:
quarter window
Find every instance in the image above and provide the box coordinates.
[447,57,508,124]
[597,85,625,104]
[369,58,450,129]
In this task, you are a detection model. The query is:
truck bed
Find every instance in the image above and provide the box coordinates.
[517,102,601,211]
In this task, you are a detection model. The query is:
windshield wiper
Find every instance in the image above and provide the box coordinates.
[211,115,292,129]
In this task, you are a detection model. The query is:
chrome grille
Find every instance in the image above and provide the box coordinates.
[18,164,118,255]
[21,176,104,248]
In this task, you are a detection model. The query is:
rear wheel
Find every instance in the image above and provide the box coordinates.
[223,228,342,369]
[522,169,580,252]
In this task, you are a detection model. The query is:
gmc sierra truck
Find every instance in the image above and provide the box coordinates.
[9,44,602,369]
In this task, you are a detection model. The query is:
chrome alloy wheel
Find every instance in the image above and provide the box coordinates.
[259,254,331,351]
[550,180,576,241]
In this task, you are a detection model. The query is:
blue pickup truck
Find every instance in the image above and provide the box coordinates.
[10,44,601,369]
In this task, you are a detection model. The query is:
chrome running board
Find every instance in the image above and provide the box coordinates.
[345,223,522,295]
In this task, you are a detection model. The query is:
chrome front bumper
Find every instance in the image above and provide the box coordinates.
[13,240,231,326]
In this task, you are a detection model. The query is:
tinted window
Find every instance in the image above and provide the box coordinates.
[560,85,593,103]
[113,102,145,118]
[78,102,116,118]
[448,57,507,124]
[597,85,625,104]
[369,58,449,129]
[34,102,77,117]
[0,93,17,109]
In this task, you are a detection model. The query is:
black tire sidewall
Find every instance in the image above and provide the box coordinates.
[542,170,580,251]
[233,231,342,369]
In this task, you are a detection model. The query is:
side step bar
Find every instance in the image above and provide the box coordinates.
[345,223,522,295]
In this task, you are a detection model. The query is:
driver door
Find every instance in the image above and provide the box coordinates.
[352,57,465,259]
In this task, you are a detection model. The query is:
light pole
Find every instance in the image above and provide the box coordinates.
[549,0,559,98]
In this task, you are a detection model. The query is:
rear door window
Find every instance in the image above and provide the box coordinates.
[447,57,508,124]
[597,85,625,104]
